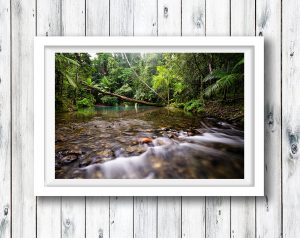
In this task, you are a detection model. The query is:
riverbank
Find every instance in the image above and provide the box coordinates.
[55,106,244,179]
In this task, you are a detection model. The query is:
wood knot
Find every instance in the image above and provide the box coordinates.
[288,131,298,158]
[291,143,298,155]
[65,218,71,227]
[259,31,263,36]
[195,18,202,28]
[98,228,103,238]
[290,52,294,57]
[164,6,168,18]
[267,111,274,129]
[3,206,8,216]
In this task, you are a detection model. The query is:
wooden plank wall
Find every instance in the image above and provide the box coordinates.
[0,0,295,237]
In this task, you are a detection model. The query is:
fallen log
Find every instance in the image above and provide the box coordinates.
[83,84,164,107]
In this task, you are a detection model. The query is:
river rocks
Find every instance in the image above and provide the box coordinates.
[139,137,153,144]
[60,154,78,164]
[96,149,113,157]
[125,145,147,154]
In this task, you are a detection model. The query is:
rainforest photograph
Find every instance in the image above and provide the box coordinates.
[55,52,244,179]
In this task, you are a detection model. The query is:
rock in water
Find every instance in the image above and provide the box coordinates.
[61,154,78,164]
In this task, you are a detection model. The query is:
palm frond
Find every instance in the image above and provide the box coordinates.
[65,74,77,88]
[203,69,228,82]
[232,58,244,72]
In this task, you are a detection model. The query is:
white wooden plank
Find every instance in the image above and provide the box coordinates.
[206,0,230,36]
[205,1,231,237]
[182,0,205,36]
[37,197,61,238]
[62,0,85,36]
[282,0,300,237]
[182,197,205,238]
[133,1,158,237]
[206,198,230,238]
[157,0,181,35]
[157,2,182,237]
[86,0,109,36]
[230,197,255,238]
[230,1,256,237]
[36,1,62,238]
[157,197,181,238]
[62,197,85,238]
[84,2,110,238]
[134,0,157,36]
[231,0,255,36]
[0,0,10,237]
[85,197,110,238]
[134,197,157,238]
[256,0,282,237]
[181,1,206,237]
[36,0,61,36]
[110,0,134,36]
[109,4,134,237]
[110,197,134,238]
[11,0,36,237]
[61,1,86,238]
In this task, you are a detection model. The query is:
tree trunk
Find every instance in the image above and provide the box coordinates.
[83,84,164,107]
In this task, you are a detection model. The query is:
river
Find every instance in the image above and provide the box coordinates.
[55,105,244,179]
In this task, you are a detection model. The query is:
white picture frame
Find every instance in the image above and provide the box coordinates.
[34,36,264,196]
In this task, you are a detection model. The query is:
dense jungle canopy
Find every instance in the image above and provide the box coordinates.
[55,52,244,119]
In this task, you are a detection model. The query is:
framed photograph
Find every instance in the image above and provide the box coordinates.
[34,37,264,196]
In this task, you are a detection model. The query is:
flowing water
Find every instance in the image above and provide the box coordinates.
[55,106,244,179]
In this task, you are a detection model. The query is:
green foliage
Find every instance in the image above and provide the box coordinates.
[55,52,244,115]
[183,99,204,113]
[100,96,118,106]
[115,83,133,97]
[76,95,95,108]
[203,55,244,100]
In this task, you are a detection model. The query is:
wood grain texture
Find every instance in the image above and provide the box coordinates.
[206,0,230,36]
[205,1,231,237]
[158,0,181,35]
[182,0,205,36]
[62,0,85,36]
[230,1,256,237]
[134,197,157,238]
[134,0,157,36]
[11,0,36,237]
[37,197,61,238]
[256,0,282,237]
[282,0,300,237]
[157,197,181,238]
[0,0,10,237]
[182,197,205,238]
[231,0,255,36]
[110,0,134,36]
[61,197,85,238]
[110,197,133,238]
[206,197,230,238]
[86,0,109,36]
[36,0,61,36]
[36,1,62,237]
[86,197,110,238]
[2,0,292,237]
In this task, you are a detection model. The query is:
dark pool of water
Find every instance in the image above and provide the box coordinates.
[55,105,244,179]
